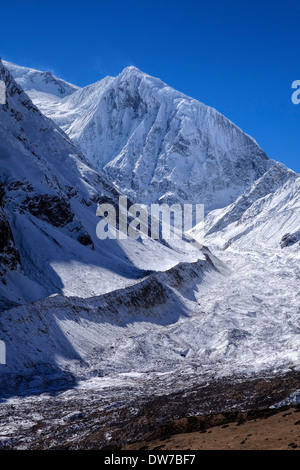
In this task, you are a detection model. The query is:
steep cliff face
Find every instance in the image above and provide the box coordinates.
[24,65,273,210]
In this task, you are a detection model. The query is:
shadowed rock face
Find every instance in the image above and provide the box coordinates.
[0,182,21,276]
[21,194,94,247]
[23,194,74,227]
[280,230,300,248]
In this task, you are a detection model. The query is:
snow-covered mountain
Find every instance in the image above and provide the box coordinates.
[201,164,300,250]
[7,64,276,211]
[1,58,300,437]
[3,61,79,103]
[0,61,204,313]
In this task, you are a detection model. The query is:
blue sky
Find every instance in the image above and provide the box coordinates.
[1,0,299,172]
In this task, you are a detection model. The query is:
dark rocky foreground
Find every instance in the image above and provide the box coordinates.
[0,369,299,449]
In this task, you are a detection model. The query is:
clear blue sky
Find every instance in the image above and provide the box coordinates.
[1,0,299,172]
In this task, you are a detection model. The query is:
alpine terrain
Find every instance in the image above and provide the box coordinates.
[0,59,299,450]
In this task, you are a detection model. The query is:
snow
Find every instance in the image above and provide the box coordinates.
[0,61,204,311]
[3,61,79,101]
[9,64,273,212]
[272,390,300,408]
[202,167,300,250]
[0,237,299,399]
[0,59,299,409]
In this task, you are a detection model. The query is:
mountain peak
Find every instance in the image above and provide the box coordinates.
[119,65,144,76]
[3,60,79,100]
[5,59,273,211]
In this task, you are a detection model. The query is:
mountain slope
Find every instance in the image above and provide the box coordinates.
[0,61,203,311]
[1,58,299,411]
[12,65,275,211]
[201,165,300,250]
[3,61,79,103]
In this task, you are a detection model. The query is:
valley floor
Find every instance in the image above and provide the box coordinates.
[0,236,299,450]
[0,369,300,449]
